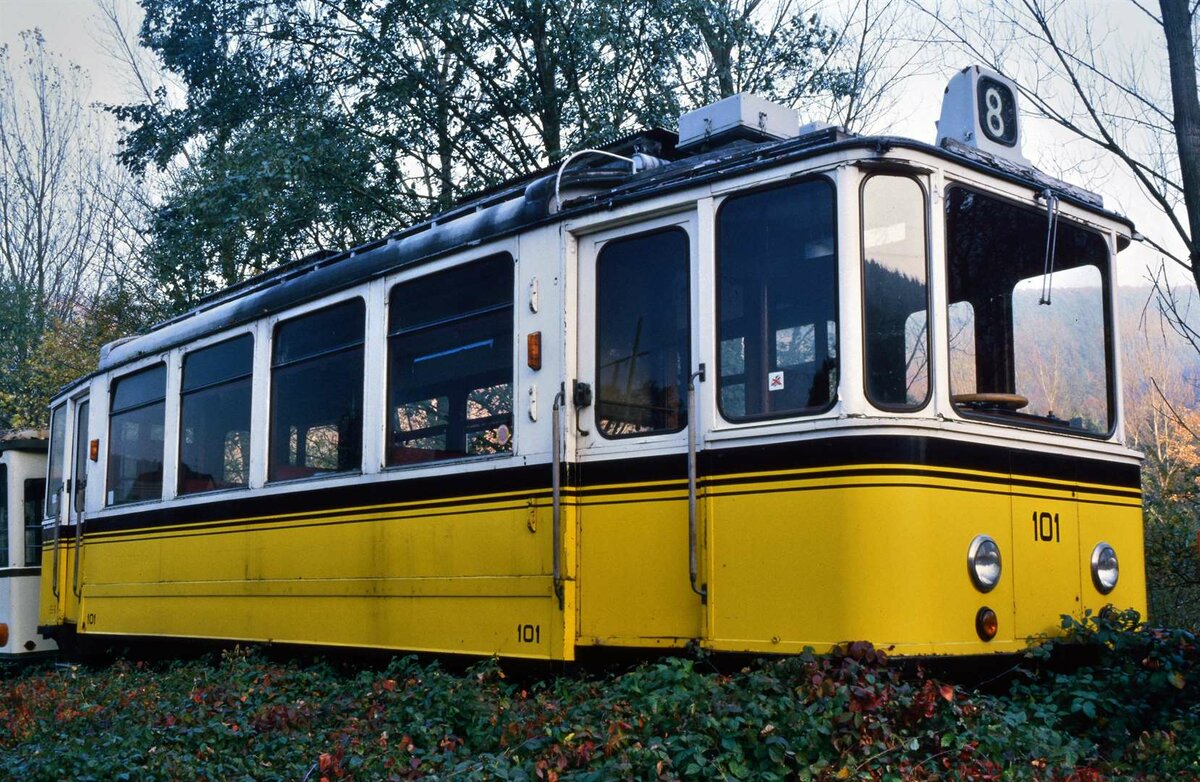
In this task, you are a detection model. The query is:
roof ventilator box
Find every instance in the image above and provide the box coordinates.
[677,93,800,153]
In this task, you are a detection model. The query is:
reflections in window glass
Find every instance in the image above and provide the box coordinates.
[180,334,253,494]
[945,187,1112,433]
[269,299,365,481]
[595,228,690,438]
[45,405,66,518]
[23,478,44,567]
[717,179,837,420]
[108,364,166,504]
[388,255,514,465]
[862,175,929,408]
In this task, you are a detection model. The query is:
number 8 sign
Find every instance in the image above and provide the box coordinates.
[976,76,1018,146]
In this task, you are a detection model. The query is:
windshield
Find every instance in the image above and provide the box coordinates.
[945,187,1113,435]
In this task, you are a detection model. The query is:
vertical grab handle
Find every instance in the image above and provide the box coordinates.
[51,483,65,599]
[72,508,84,598]
[551,387,566,609]
[688,365,707,602]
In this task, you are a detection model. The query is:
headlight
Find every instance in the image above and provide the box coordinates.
[967,535,1001,592]
[1091,542,1119,594]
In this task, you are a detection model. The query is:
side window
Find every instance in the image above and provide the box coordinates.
[23,478,44,568]
[108,364,167,504]
[269,299,365,481]
[387,255,514,465]
[0,464,7,567]
[45,405,66,518]
[180,334,253,494]
[862,175,929,409]
[717,178,838,420]
[595,228,690,437]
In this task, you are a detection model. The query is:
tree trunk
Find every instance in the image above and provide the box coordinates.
[1161,0,1200,290]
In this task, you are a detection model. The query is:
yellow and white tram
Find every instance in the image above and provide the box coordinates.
[1,432,55,659]
[38,67,1144,659]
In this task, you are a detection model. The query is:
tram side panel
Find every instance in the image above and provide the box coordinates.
[64,231,576,659]
[74,467,571,659]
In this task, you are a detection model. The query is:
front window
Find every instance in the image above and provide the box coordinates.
[945,187,1112,434]
[862,175,929,409]
[716,178,838,420]
[108,365,167,504]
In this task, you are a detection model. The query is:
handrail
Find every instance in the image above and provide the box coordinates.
[551,387,565,608]
[51,485,63,599]
[72,501,84,598]
[687,365,707,602]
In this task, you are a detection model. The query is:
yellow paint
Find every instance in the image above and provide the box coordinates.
[47,463,1143,660]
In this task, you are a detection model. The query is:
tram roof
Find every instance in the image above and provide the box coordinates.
[0,429,48,454]
[92,126,1135,379]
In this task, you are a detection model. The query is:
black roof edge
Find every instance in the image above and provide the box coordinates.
[97,130,1135,375]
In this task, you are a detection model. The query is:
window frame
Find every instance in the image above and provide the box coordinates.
[593,226,692,440]
[942,183,1117,438]
[177,332,255,496]
[267,296,367,483]
[713,175,840,423]
[45,403,66,519]
[384,252,517,467]
[107,362,168,506]
[859,172,932,413]
[22,477,44,569]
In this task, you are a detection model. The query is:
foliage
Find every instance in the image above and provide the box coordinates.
[109,0,875,315]
[4,612,1200,780]
[1145,498,1200,631]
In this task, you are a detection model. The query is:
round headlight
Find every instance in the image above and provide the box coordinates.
[967,535,1001,593]
[1091,542,1119,594]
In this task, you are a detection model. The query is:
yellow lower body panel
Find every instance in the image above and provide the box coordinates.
[73,493,575,660]
[50,460,1144,660]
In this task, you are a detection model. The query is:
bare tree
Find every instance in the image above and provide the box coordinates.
[0,30,149,428]
[1,32,102,324]
[915,0,1199,288]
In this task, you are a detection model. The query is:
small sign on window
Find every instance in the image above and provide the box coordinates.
[768,371,785,391]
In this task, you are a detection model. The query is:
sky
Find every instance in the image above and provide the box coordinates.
[0,0,1189,288]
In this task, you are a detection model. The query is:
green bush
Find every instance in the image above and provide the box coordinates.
[3,613,1200,781]
[1144,498,1200,630]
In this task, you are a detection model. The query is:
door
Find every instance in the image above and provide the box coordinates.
[41,396,88,627]
[69,399,89,606]
[574,214,705,646]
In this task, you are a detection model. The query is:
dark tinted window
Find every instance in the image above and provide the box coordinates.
[0,465,7,566]
[45,405,66,518]
[180,335,253,494]
[388,256,514,465]
[717,179,838,420]
[595,229,690,437]
[23,478,44,568]
[111,364,166,412]
[270,300,365,481]
[109,365,166,504]
[862,175,929,409]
